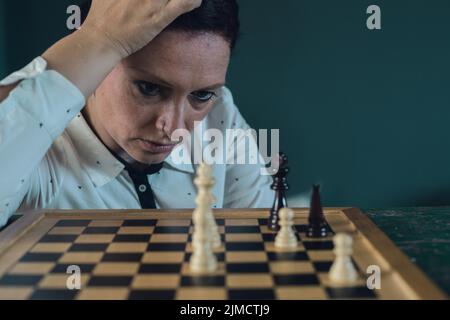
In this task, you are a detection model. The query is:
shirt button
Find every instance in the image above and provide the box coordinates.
[138,185,147,193]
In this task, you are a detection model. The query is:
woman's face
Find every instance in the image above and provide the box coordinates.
[87,31,231,165]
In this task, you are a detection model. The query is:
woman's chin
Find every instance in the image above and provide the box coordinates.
[133,151,170,165]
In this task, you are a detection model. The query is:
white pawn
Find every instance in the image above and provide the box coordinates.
[275,208,298,249]
[329,233,358,284]
[194,163,221,249]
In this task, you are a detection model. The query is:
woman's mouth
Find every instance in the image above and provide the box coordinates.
[137,139,177,154]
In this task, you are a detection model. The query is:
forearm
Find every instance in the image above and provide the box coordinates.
[42,28,123,99]
[0,84,19,103]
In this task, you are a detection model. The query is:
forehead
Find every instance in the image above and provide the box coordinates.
[122,31,231,89]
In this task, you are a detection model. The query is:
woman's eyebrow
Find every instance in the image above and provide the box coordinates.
[127,66,225,91]
[127,66,173,87]
[196,83,226,91]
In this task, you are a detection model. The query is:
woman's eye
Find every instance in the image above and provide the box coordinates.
[135,81,160,97]
[191,91,217,103]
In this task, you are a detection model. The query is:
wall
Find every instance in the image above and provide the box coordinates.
[226,0,450,207]
[3,0,75,74]
[0,1,6,77]
[3,0,450,207]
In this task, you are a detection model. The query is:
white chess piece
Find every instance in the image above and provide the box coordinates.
[194,163,221,249]
[189,163,219,274]
[189,201,218,273]
[275,208,298,249]
[329,233,358,284]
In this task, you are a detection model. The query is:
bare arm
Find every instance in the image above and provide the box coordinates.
[0,83,18,103]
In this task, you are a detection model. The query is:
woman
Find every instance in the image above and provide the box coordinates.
[0,0,273,227]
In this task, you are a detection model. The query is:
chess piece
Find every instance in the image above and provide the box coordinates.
[306,185,329,238]
[190,205,218,273]
[190,164,219,273]
[329,233,358,284]
[275,208,298,249]
[268,153,289,231]
[194,163,221,249]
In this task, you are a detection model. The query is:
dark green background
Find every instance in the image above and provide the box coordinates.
[1,0,450,207]
[0,1,5,72]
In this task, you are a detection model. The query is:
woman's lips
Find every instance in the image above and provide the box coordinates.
[137,139,176,154]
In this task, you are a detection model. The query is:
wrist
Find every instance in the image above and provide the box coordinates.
[76,23,129,60]
[73,26,126,61]
[42,28,124,98]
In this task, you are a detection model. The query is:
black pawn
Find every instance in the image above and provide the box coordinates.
[307,185,329,238]
[268,153,289,231]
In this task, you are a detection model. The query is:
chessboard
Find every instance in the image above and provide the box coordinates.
[0,208,446,300]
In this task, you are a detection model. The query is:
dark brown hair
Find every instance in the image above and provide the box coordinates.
[80,0,240,50]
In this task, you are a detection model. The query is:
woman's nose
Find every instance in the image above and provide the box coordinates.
[155,101,186,137]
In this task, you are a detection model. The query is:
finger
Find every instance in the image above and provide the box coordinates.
[164,0,202,20]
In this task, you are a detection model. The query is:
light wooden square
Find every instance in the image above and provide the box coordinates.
[307,250,335,261]
[30,243,72,253]
[132,275,180,289]
[38,274,90,289]
[269,261,315,274]
[78,288,129,300]
[48,227,85,235]
[176,288,227,300]
[9,262,55,275]
[225,219,259,226]
[59,252,104,264]
[75,234,115,244]
[156,219,191,227]
[227,274,273,288]
[225,234,263,242]
[150,234,189,243]
[226,252,267,263]
[118,227,154,235]
[107,243,148,253]
[276,287,327,300]
[0,287,33,300]
[142,252,185,263]
[93,263,140,276]
[88,220,123,227]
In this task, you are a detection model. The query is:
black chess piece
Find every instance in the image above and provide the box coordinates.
[307,185,329,238]
[268,153,289,231]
